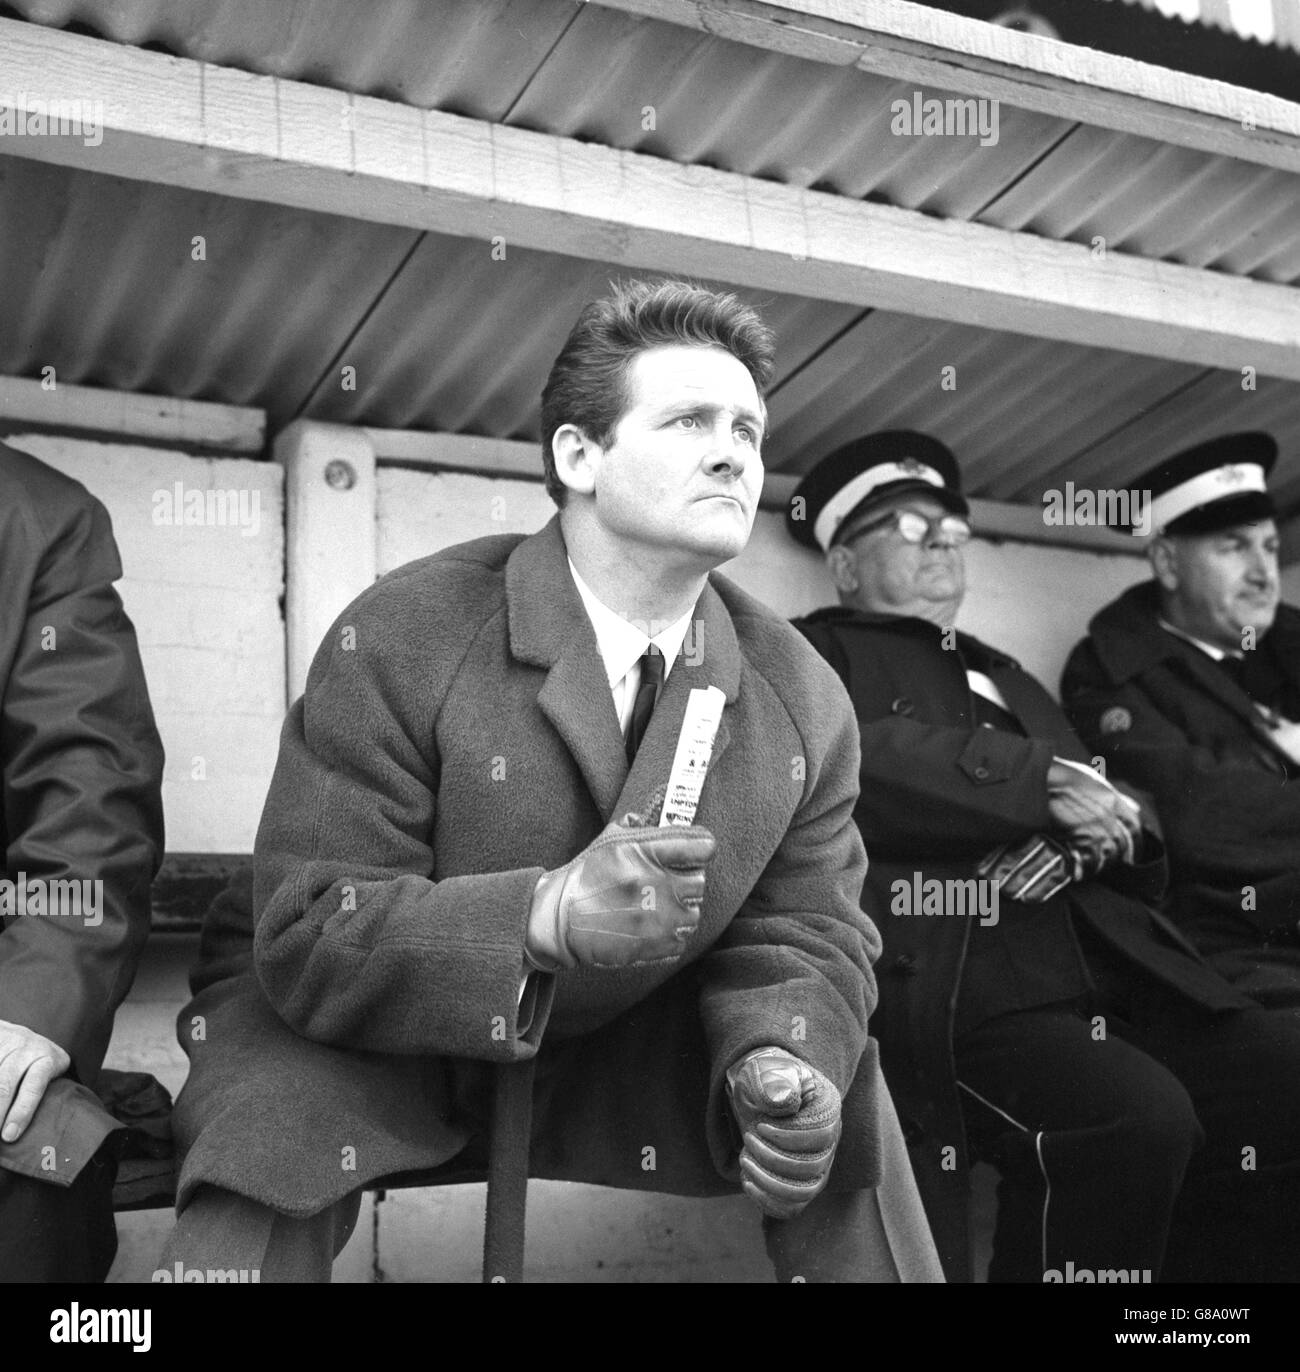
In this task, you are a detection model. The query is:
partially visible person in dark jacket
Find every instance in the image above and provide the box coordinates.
[0,442,165,1282]
[788,430,1300,1284]
[1063,433,1300,1004]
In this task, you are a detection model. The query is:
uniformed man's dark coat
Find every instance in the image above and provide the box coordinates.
[794,605,1247,1281]
[1062,580,1300,1000]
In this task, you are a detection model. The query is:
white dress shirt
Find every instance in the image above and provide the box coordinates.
[966,668,1012,714]
[1157,616,1237,663]
[567,557,697,735]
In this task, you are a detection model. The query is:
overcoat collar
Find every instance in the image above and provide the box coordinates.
[1085,580,1293,737]
[799,604,1022,670]
[505,517,740,825]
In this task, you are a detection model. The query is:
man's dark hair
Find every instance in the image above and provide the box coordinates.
[539,278,776,506]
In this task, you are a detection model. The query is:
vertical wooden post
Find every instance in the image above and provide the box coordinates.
[275,420,377,707]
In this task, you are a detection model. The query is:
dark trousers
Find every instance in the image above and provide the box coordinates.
[955,960,1300,1283]
[0,1148,118,1282]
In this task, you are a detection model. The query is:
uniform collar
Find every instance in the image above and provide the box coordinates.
[798,604,1022,672]
[1155,617,1237,663]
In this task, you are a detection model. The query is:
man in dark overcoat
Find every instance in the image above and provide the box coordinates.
[1062,433,1300,1003]
[0,441,165,1281]
[788,430,1300,1284]
[162,281,941,1282]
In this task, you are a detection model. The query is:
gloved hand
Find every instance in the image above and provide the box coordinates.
[725,1047,842,1220]
[978,833,1075,902]
[977,832,1108,904]
[524,822,715,971]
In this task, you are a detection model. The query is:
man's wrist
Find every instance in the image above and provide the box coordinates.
[523,869,566,972]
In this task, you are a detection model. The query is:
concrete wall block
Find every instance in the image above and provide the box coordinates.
[161,714,282,851]
[11,435,284,589]
[377,468,555,574]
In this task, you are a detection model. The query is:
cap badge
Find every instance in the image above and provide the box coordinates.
[1099,706,1133,736]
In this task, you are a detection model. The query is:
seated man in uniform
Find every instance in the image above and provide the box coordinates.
[787,430,1300,1283]
[0,442,165,1282]
[1062,434,1300,1003]
[162,280,941,1283]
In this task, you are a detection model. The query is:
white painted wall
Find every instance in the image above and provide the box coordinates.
[377,469,1150,697]
[6,434,285,851]
[1284,562,1300,603]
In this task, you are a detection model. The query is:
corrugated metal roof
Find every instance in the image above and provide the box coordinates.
[4,0,1298,283]
[8,0,586,119]
[4,152,1295,517]
[979,123,1300,280]
[0,155,421,413]
[0,0,1297,519]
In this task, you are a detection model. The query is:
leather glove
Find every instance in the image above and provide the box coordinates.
[976,833,1105,904]
[524,822,715,971]
[725,1047,842,1220]
[977,833,1075,903]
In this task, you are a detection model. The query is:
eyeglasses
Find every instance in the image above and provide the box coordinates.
[838,509,973,548]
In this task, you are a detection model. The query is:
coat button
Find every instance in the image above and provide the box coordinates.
[892,953,918,974]
[973,765,990,780]
[890,696,914,716]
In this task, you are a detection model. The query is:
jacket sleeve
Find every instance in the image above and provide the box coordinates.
[855,716,1059,861]
[695,688,880,1174]
[0,496,164,1087]
[1062,641,1300,936]
[252,605,552,1063]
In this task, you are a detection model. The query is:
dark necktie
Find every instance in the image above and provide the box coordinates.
[625,645,665,762]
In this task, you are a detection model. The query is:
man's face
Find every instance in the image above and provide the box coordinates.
[575,344,765,570]
[1157,520,1280,651]
[831,494,967,625]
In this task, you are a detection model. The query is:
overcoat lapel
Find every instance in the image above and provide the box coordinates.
[1171,643,1272,732]
[995,669,1082,755]
[1147,630,1292,770]
[507,519,627,821]
[505,518,741,827]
